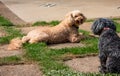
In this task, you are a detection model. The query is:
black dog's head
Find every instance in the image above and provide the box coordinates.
[91,18,116,35]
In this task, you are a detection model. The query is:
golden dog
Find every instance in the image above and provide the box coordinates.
[22,10,86,44]
[8,10,86,50]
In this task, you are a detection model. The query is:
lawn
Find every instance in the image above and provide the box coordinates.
[0,16,120,76]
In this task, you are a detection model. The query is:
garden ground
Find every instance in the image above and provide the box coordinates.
[0,0,120,76]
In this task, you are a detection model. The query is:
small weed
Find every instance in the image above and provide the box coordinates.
[0,26,24,44]
[79,29,90,35]
[114,21,120,33]
[33,21,49,26]
[33,20,60,26]
[49,20,60,26]
[86,17,120,22]
[0,56,21,65]
[0,16,13,26]
[112,17,120,21]
[86,19,94,22]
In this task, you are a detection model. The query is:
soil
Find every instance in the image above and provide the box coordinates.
[80,22,93,32]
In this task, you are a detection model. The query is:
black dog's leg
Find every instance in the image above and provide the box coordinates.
[99,52,107,73]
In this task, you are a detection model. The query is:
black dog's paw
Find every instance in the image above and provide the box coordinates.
[99,66,107,73]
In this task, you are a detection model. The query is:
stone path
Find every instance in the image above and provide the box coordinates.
[0,30,42,76]
[0,64,42,76]
[0,44,43,76]
[0,45,22,58]
[49,43,84,49]
[65,56,100,73]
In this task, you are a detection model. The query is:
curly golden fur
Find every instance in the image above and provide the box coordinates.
[22,10,86,44]
[8,10,86,50]
[7,37,22,50]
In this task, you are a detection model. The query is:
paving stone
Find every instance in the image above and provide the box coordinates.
[0,45,22,58]
[0,64,42,76]
[48,43,84,49]
[65,56,100,73]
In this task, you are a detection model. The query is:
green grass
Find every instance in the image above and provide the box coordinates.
[0,56,21,65]
[23,19,120,75]
[114,21,120,33]
[0,16,120,75]
[33,21,49,26]
[0,16,13,26]
[86,19,94,22]
[111,17,120,21]
[79,29,90,35]
[86,17,120,22]
[23,37,120,76]
[0,16,23,44]
[33,20,60,26]
[0,26,24,44]
[23,36,99,76]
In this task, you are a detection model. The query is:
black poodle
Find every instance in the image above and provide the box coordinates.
[91,18,120,73]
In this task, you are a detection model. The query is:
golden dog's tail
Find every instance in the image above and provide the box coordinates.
[7,37,23,51]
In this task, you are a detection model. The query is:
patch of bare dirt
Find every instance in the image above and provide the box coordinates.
[80,22,93,32]
[0,64,42,76]
[65,56,100,73]
[0,45,23,58]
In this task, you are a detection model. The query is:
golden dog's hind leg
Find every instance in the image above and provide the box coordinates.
[29,33,49,44]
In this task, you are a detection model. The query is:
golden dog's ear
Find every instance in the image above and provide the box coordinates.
[64,12,75,26]
[80,13,87,23]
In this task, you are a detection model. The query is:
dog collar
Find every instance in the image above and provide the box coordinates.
[73,25,79,29]
[103,27,110,31]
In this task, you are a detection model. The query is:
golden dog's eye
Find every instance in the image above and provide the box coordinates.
[75,15,78,18]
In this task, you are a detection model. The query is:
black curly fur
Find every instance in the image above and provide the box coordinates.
[91,18,116,35]
[99,29,120,73]
[91,18,120,73]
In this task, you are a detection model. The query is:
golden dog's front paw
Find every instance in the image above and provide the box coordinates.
[70,37,80,43]
[29,39,38,44]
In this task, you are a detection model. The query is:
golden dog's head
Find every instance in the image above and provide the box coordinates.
[64,10,86,28]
